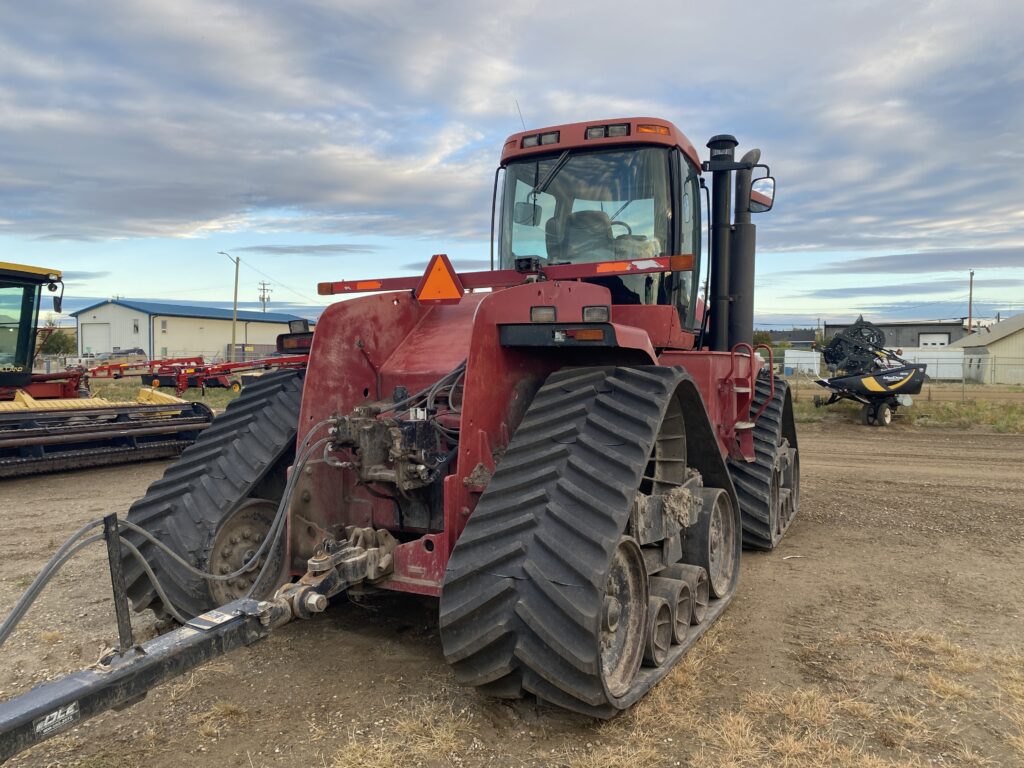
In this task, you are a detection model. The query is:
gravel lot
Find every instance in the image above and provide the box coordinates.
[1,419,1022,767]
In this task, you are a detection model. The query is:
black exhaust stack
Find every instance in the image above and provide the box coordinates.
[706,135,737,352]
[704,137,763,352]
[728,148,760,350]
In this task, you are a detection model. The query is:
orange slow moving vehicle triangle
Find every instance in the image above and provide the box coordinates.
[415,253,464,305]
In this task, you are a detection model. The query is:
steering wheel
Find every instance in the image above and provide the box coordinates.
[610,220,632,235]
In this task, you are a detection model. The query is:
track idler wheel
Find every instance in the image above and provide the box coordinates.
[600,537,648,699]
[661,563,709,624]
[682,488,740,599]
[208,499,284,605]
[649,577,692,643]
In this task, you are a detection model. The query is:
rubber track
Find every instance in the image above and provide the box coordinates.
[120,369,304,618]
[439,366,688,716]
[727,373,796,550]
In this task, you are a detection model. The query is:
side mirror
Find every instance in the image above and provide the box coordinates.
[749,177,775,213]
[513,201,542,226]
[49,281,64,313]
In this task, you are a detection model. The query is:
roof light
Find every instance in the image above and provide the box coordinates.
[522,134,540,148]
[586,124,630,140]
[637,124,670,135]
[539,131,560,145]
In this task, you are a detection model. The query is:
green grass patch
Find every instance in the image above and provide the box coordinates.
[88,379,240,411]
[791,395,1024,432]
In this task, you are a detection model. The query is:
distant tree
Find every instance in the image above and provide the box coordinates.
[38,317,77,355]
[753,330,773,347]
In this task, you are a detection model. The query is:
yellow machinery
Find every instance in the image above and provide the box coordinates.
[0,262,213,477]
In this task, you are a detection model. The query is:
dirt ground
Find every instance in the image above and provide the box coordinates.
[1,419,1022,767]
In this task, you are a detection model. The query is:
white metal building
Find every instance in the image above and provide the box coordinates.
[71,299,307,360]
[949,313,1024,385]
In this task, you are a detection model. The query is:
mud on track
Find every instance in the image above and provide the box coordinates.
[1,422,1022,767]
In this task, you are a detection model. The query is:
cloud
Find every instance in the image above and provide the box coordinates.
[235,243,379,256]
[400,258,490,271]
[61,270,111,281]
[0,0,1021,260]
[799,277,1024,299]
[811,248,1024,275]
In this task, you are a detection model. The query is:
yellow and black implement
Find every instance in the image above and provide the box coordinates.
[813,316,927,426]
[0,263,213,477]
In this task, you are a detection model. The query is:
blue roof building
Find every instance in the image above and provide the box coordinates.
[71,299,309,360]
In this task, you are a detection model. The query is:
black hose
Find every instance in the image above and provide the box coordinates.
[0,419,335,646]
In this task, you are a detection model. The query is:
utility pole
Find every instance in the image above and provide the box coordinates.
[967,269,975,333]
[258,281,272,312]
[218,252,240,361]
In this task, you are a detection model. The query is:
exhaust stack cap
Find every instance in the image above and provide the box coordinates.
[707,134,738,161]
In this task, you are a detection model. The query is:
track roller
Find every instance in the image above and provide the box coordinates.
[649,577,692,644]
[662,563,709,625]
[643,597,672,667]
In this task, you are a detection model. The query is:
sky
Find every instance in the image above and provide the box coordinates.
[2,0,1023,328]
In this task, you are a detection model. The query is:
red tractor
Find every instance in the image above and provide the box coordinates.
[0,117,797,757]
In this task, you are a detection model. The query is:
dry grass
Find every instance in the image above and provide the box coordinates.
[330,700,475,768]
[189,699,250,738]
[37,629,62,645]
[924,671,977,702]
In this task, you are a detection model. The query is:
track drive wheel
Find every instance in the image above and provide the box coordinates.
[440,366,741,717]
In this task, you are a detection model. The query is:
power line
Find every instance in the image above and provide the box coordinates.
[239,261,319,305]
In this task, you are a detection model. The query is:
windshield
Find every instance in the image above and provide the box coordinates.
[0,283,39,376]
[498,147,675,305]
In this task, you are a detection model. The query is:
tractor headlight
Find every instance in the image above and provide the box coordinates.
[530,306,556,323]
[582,305,610,323]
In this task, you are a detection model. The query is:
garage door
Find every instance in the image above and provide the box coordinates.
[919,333,950,347]
[80,323,112,354]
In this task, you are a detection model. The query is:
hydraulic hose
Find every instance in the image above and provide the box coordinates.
[0,418,336,647]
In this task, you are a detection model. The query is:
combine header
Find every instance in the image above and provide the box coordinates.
[0,117,800,759]
[0,263,213,477]
[814,316,927,426]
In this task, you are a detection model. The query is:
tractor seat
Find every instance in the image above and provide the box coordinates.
[563,210,614,263]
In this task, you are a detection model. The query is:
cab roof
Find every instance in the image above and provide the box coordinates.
[500,117,702,170]
[0,262,62,284]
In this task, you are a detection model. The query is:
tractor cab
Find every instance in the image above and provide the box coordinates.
[0,263,62,390]
[497,119,704,328]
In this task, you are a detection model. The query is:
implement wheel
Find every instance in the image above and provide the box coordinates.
[872,402,892,427]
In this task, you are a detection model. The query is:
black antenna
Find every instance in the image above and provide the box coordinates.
[514,98,526,130]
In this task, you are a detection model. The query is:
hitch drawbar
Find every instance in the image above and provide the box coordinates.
[0,598,293,762]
